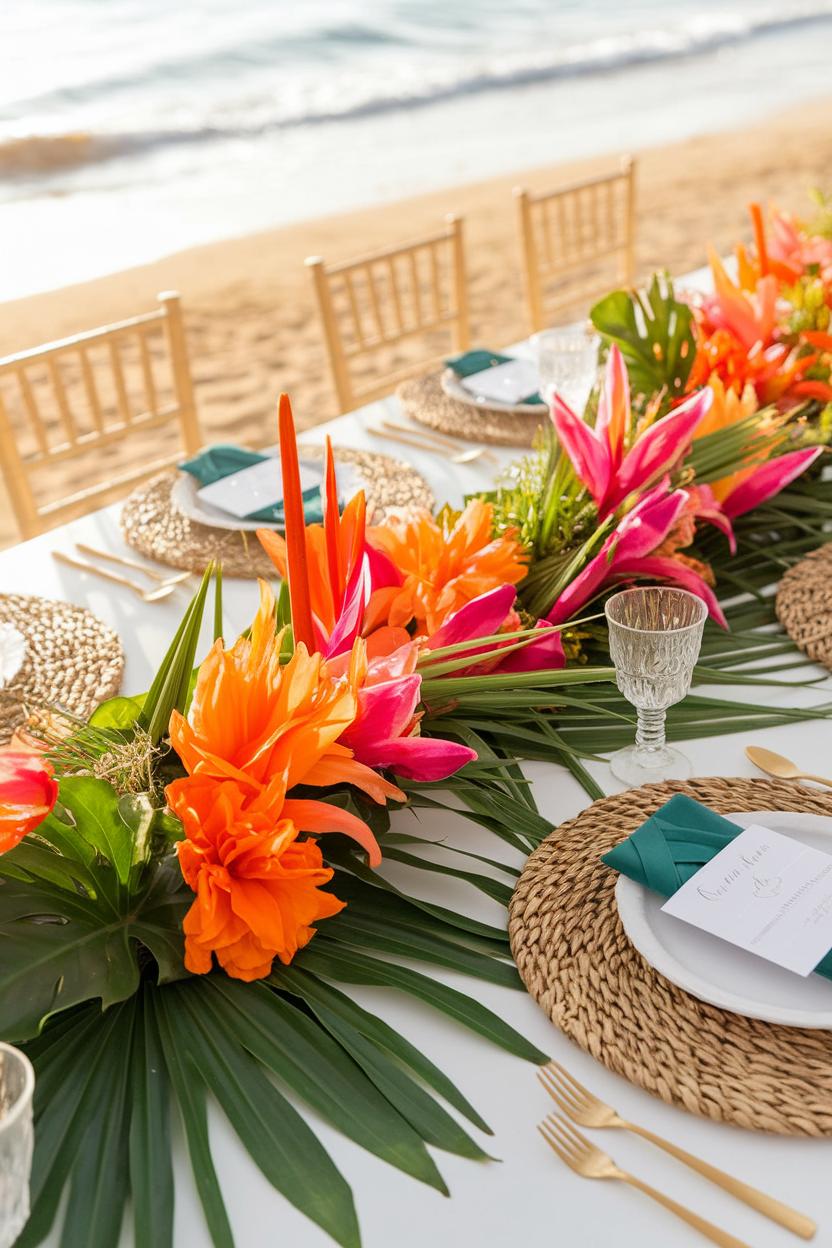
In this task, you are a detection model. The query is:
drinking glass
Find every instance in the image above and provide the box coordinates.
[605,586,707,786]
[533,327,599,413]
[0,1043,34,1248]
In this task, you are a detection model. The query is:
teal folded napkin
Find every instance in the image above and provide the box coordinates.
[445,350,544,405]
[603,793,832,980]
[179,444,322,524]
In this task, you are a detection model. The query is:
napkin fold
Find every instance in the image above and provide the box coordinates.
[603,793,832,980]
[179,444,322,524]
[445,350,544,405]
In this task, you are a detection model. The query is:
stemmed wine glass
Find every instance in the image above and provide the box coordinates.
[605,586,707,785]
[0,1043,34,1248]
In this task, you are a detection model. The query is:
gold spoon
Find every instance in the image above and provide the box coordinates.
[746,745,832,790]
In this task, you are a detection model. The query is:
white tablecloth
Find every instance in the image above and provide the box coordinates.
[3,313,831,1248]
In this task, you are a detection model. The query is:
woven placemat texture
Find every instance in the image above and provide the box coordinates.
[121,447,435,578]
[0,594,124,744]
[776,541,832,670]
[509,777,832,1136]
[398,372,545,447]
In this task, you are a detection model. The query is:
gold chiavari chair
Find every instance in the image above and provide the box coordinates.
[0,291,201,540]
[514,157,636,332]
[306,214,471,413]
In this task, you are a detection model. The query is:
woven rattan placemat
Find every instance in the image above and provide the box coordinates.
[509,777,832,1136]
[398,372,545,448]
[0,594,124,744]
[776,542,832,671]
[121,448,435,578]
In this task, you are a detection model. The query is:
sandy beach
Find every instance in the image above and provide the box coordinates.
[2,97,832,549]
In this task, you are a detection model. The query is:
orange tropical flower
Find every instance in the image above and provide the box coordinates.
[168,776,345,981]
[366,500,527,634]
[169,579,403,812]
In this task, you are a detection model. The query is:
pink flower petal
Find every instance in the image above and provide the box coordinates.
[613,555,727,627]
[550,396,612,507]
[345,674,422,752]
[613,388,712,510]
[721,447,823,518]
[495,623,566,671]
[363,736,476,781]
[427,584,517,650]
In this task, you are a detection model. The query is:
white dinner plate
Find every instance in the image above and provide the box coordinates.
[170,453,364,533]
[170,471,285,531]
[440,367,543,415]
[616,810,832,1028]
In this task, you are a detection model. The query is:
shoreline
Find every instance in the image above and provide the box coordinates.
[2,95,832,547]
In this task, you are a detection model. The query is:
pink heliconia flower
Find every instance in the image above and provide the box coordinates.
[545,482,727,628]
[326,642,476,781]
[719,446,824,519]
[550,344,712,519]
[426,583,566,672]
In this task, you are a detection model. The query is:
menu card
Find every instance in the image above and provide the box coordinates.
[661,823,832,976]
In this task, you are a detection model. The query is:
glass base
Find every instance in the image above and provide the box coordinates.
[609,743,692,786]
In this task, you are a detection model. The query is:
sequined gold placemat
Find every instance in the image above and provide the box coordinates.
[398,372,545,447]
[121,447,435,578]
[0,594,124,744]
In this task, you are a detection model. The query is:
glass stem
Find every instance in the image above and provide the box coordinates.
[635,707,666,755]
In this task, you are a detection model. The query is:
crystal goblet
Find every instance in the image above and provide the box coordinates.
[0,1043,34,1248]
[605,586,707,786]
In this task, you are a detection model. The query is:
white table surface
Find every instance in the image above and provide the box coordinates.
[5,307,832,1248]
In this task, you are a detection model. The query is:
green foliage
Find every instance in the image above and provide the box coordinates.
[590,271,696,408]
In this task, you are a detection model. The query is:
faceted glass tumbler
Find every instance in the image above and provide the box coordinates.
[605,586,707,786]
[0,1043,34,1248]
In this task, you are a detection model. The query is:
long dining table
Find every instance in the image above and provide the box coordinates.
[3,313,832,1248]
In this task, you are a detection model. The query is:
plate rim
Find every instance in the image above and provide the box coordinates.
[615,809,832,1029]
[440,366,543,416]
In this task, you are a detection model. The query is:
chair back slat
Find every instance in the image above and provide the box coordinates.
[137,329,159,415]
[307,214,470,412]
[515,158,636,331]
[79,346,105,432]
[0,290,201,541]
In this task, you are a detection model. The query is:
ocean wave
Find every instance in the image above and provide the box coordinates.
[3,2,831,179]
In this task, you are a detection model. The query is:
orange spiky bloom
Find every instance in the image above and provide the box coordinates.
[164,579,413,980]
[366,499,527,634]
[169,580,403,811]
[169,777,346,980]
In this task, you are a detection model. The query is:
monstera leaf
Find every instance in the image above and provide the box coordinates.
[591,271,696,409]
[0,776,188,1040]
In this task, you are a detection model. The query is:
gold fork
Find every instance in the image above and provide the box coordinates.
[539,1063,815,1239]
[539,1113,750,1248]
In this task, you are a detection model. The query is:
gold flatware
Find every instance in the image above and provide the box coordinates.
[367,424,492,465]
[538,1113,751,1248]
[74,544,192,586]
[379,418,498,464]
[52,551,178,603]
[745,745,832,791]
[539,1063,815,1239]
